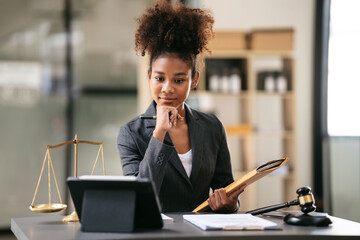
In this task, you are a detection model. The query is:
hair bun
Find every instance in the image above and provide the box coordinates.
[135,0,214,57]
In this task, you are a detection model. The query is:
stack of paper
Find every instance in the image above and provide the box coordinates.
[183,214,279,231]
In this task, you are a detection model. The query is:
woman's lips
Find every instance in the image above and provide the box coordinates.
[159,97,177,103]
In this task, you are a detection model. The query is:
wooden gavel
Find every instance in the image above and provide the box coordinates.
[246,186,316,215]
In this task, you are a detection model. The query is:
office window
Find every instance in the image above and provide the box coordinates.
[325,0,360,223]
[327,0,360,136]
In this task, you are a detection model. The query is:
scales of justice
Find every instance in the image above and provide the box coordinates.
[29,134,105,222]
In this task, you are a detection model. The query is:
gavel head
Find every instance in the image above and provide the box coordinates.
[296,186,316,214]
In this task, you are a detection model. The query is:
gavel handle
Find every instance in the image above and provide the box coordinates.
[246,199,299,215]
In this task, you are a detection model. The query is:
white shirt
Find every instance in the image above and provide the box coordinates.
[178,149,193,178]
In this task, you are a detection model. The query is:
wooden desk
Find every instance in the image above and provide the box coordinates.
[11,213,360,240]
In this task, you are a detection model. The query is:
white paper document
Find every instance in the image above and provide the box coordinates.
[183,214,279,231]
[161,213,174,222]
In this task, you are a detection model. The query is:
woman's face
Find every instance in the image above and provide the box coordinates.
[148,54,199,110]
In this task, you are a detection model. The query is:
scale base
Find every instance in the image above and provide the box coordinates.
[62,211,79,222]
[284,213,332,227]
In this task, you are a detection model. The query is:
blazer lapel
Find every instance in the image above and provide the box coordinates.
[166,132,193,187]
[186,105,204,185]
[143,101,157,139]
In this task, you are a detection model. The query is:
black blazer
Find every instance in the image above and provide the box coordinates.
[117,101,234,212]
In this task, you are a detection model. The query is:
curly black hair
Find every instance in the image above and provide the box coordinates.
[134,0,215,77]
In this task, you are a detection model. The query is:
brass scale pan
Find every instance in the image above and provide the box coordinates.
[30,203,67,213]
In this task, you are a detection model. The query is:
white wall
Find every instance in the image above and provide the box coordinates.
[201,0,316,188]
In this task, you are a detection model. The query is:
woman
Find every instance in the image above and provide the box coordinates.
[117,0,245,213]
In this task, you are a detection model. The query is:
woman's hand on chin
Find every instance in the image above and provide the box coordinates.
[153,106,178,142]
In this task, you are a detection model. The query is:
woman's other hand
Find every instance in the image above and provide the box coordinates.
[207,184,246,213]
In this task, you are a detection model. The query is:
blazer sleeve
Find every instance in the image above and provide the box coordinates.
[117,125,175,194]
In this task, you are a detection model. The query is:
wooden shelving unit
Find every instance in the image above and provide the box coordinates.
[189,45,297,211]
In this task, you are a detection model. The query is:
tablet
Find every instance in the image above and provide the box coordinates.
[67,175,163,232]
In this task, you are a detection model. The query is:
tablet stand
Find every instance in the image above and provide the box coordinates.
[81,190,136,232]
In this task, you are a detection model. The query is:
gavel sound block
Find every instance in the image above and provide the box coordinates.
[246,186,332,227]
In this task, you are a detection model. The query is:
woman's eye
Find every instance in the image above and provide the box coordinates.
[174,79,184,83]
[155,76,164,81]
